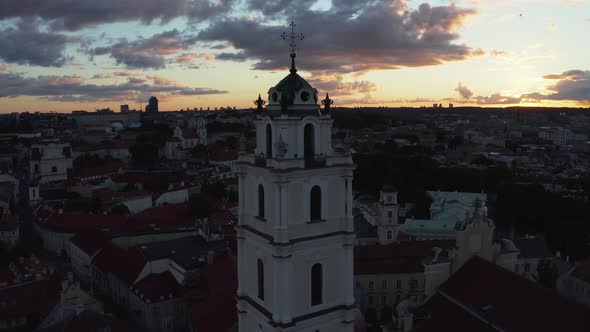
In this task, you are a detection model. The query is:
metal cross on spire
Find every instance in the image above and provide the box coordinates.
[281,21,304,73]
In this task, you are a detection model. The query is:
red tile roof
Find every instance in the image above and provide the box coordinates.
[354,240,454,275]
[75,161,124,179]
[44,213,126,232]
[416,257,590,332]
[572,260,590,283]
[92,243,145,285]
[210,146,238,162]
[0,214,17,231]
[127,203,193,226]
[69,229,109,256]
[182,128,199,139]
[189,254,237,332]
[35,309,134,332]
[131,271,181,303]
[0,272,62,321]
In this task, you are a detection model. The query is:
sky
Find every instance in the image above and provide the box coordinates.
[0,0,589,113]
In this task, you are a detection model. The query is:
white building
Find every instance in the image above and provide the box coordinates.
[29,140,73,183]
[237,51,356,331]
[557,261,590,308]
[0,214,18,248]
[187,116,208,145]
[401,191,488,241]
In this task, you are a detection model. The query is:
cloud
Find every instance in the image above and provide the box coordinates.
[524,69,590,102]
[0,19,74,67]
[0,71,227,101]
[474,93,521,105]
[175,52,214,63]
[308,75,377,96]
[200,1,480,75]
[490,49,508,57]
[455,83,474,99]
[542,70,586,80]
[0,0,236,31]
[89,29,198,69]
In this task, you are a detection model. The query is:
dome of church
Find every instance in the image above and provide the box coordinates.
[271,71,317,106]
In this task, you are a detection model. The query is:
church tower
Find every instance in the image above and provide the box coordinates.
[237,22,356,332]
[377,185,400,244]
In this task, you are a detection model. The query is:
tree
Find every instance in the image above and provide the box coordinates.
[111,204,130,215]
[202,181,227,199]
[380,305,393,323]
[537,259,559,288]
[188,193,215,218]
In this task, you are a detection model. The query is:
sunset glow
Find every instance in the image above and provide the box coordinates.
[0,0,589,112]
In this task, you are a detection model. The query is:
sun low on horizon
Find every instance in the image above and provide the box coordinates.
[0,0,589,113]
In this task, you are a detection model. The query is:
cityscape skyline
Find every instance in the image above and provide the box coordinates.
[0,0,589,113]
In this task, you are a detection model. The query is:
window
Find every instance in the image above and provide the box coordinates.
[51,166,57,173]
[355,281,361,289]
[310,186,322,221]
[368,296,373,305]
[409,279,418,290]
[311,263,323,306]
[515,264,519,273]
[386,230,393,240]
[387,196,392,202]
[525,263,531,273]
[34,164,39,173]
[381,280,387,289]
[396,280,401,289]
[387,211,393,218]
[395,294,400,303]
[258,184,265,219]
[257,259,264,300]
[265,124,272,158]
[304,124,315,159]
[369,281,374,289]
[381,296,387,305]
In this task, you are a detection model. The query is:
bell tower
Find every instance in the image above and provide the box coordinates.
[237,22,356,332]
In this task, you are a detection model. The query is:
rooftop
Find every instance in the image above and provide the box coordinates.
[138,235,227,270]
[415,257,590,332]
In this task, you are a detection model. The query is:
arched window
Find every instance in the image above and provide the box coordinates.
[257,259,264,300]
[311,263,323,306]
[310,185,322,222]
[258,184,265,219]
[304,123,315,159]
[265,124,272,158]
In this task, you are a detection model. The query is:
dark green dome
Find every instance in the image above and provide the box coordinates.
[273,72,314,107]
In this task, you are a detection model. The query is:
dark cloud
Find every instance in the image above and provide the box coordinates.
[0,71,227,101]
[524,70,590,102]
[0,20,74,67]
[0,0,235,31]
[201,1,479,74]
[542,70,586,80]
[215,52,248,62]
[89,29,199,69]
[455,83,474,99]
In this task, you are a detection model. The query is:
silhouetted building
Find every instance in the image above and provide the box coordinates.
[120,104,129,113]
[147,96,159,113]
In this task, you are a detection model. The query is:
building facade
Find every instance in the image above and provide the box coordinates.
[29,140,73,184]
[237,51,356,331]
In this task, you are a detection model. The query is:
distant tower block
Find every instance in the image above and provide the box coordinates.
[322,93,334,112]
[254,94,266,113]
[148,96,159,113]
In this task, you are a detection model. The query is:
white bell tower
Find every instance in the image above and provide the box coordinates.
[237,22,356,332]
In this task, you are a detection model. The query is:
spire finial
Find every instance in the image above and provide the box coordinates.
[322,93,334,112]
[281,21,304,74]
[254,93,266,112]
